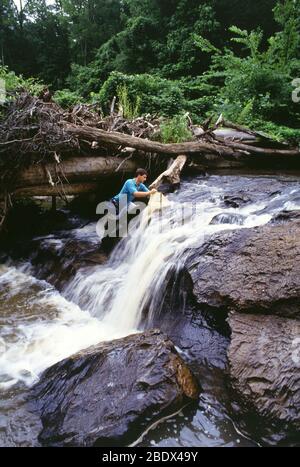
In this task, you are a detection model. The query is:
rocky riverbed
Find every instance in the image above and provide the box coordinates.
[0,173,299,446]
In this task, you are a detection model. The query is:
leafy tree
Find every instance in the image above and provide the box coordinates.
[0,1,18,66]
[0,1,71,87]
[60,0,122,65]
[194,0,300,131]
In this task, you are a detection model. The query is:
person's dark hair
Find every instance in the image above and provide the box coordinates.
[135,168,148,177]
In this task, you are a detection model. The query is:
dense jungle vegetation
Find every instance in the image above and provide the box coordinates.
[1,0,300,142]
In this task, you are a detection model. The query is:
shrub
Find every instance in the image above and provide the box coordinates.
[159,114,193,143]
[194,1,300,128]
[53,89,83,108]
[0,66,44,98]
[251,120,300,145]
[96,71,188,117]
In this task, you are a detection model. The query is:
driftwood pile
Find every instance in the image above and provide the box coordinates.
[0,91,161,168]
[1,90,300,230]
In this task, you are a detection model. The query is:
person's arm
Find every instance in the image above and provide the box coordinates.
[133,182,157,198]
[133,189,156,198]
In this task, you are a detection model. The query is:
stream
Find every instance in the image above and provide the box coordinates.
[1,173,300,447]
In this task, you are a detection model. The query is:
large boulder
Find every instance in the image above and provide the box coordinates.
[32,329,200,447]
[186,221,300,319]
[228,313,300,429]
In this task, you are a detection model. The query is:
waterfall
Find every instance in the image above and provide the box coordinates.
[0,175,299,388]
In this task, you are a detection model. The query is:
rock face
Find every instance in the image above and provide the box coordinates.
[32,329,200,447]
[186,221,300,319]
[228,313,300,428]
[186,219,300,429]
[30,237,108,289]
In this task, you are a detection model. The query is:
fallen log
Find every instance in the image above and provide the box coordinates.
[66,124,238,156]
[13,183,100,198]
[66,123,300,157]
[15,156,139,189]
[149,155,187,190]
[0,155,140,228]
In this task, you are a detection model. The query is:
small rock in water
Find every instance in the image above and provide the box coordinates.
[223,195,251,208]
[210,213,245,226]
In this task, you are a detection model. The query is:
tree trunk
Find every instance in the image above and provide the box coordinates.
[66,123,300,157]
[15,156,139,190]
[13,183,101,198]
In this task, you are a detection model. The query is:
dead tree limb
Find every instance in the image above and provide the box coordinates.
[149,155,187,190]
[65,124,300,157]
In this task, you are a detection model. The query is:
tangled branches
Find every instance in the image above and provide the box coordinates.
[0,91,80,180]
[0,91,160,228]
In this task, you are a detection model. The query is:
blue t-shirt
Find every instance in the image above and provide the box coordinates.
[112,179,149,204]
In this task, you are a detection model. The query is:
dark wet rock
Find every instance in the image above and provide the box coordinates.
[186,221,300,319]
[25,235,108,290]
[0,389,42,447]
[228,313,300,429]
[142,267,230,374]
[271,210,300,224]
[223,195,251,208]
[269,190,282,198]
[210,213,245,226]
[32,329,200,447]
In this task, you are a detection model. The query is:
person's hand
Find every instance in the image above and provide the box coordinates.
[149,188,157,195]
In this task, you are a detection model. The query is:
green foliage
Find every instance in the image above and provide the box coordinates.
[158,114,193,143]
[96,71,188,117]
[0,65,44,97]
[52,88,83,108]
[65,64,98,98]
[251,120,300,145]
[0,1,71,88]
[1,0,299,142]
[194,0,300,129]
[117,85,141,119]
[59,0,122,66]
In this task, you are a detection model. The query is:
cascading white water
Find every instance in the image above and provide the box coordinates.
[0,175,299,389]
[64,183,271,331]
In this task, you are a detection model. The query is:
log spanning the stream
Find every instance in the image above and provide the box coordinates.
[66,123,300,157]
[4,122,300,200]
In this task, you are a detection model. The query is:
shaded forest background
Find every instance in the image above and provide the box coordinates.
[1,0,300,142]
